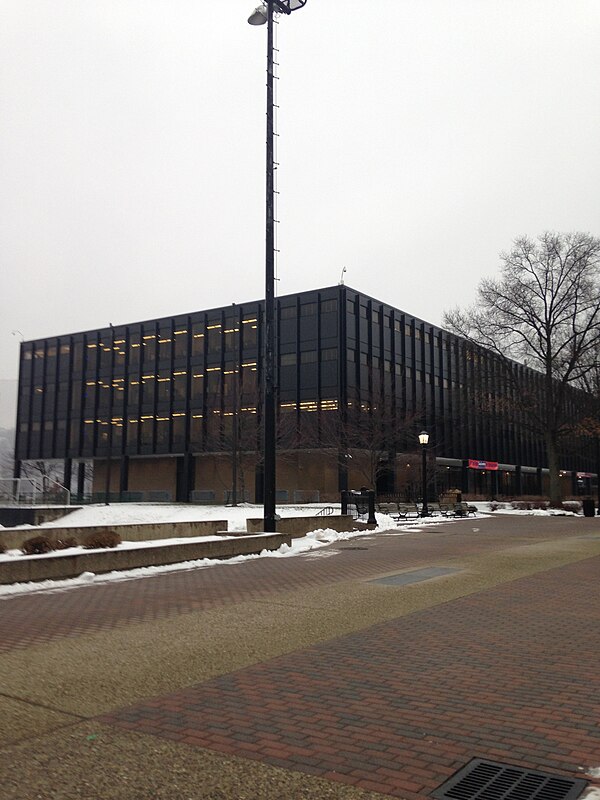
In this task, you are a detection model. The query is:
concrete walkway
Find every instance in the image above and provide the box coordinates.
[1,514,600,799]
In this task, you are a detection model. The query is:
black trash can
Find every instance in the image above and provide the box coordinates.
[582,497,595,517]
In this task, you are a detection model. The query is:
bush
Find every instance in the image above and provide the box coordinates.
[0,540,6,554]
[83,531,121,549]
[511,500,548,511]
[54,536,78,550]
[22,535,54,555]
[561,500,582,514]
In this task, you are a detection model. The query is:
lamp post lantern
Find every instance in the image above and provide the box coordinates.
[248,0,307,532]
[418,430,429,517]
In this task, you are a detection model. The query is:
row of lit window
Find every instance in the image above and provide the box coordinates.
[82,407,260,427]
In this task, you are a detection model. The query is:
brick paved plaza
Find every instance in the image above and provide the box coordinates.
[1,514,600,799]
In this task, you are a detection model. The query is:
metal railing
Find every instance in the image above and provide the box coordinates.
[0,477,71,506]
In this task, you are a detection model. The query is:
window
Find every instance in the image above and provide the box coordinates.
[207,323,221,355]
[190,415,203,446]
[394,320,401,332]
[173,372,187,400]
[140,418,153,446]
[242,316,258,347]
[192,323,205,356]
[347,299,355,314]
[128,381,140,406]
[172,414,185,441]
[142,377,155,404]
[70,421,80,449]
[321,299,337,313]
[281,353,297,366]
[301,350,317,363]
[321,347,337,361]
[143,334,156,363]
[301,303,317,316]
[173,329,188,358]
[280,306,296,319]
[158,335,172,361]
[224,328,238,353]
[191,374,204,402]
[405,324,412,337]
[129,337,141,367]
[156,418,169,446]
[156,377,171,402]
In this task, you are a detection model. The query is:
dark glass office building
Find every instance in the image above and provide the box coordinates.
[14,285,597,502]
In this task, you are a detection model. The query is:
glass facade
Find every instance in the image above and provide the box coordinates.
[14,286,597,496]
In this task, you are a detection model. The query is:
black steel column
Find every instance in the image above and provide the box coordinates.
[490,468,498,499]
[515,464,522,496]
[77,461,86,498]
[263,0,276,532]
[461,459,469,495]
[119,455,129,501]
[63,458,72,492]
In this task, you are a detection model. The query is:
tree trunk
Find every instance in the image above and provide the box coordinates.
[545,433,562,506]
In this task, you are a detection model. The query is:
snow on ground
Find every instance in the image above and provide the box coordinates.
[36,502,331,530]
[0,499,590,598]
[0,502,481,597]
[587,768,600,779]
[583,790,600,800]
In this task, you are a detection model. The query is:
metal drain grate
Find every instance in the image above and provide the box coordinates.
[432,759,587,800]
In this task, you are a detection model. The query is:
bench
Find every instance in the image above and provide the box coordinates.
[453,502,477,517]
[396,503,420,520]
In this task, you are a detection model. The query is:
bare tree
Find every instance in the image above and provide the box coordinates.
[0,428,15,478]
[444,232,600,504]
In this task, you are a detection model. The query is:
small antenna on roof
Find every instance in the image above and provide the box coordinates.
[339,266,347,285]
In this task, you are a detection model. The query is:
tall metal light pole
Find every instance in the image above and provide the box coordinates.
[248,0,307,532]
[419,430,430,517]
[104,324,115,505]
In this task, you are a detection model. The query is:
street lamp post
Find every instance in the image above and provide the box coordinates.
[419,430,429,517]
[248,0,307,532]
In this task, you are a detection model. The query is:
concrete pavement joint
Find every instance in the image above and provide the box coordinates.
[0,689,89,720]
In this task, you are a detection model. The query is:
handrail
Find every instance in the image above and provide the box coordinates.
[316,506,335,516]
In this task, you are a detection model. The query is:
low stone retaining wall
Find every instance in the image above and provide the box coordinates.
[0,532,292,585]
[0,520,229,552]
[0,506,79,528]
[246,515,367,536]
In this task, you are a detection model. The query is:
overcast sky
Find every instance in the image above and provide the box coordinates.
[1,0,599,394]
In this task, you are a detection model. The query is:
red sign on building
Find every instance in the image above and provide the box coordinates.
[468,459,498,471]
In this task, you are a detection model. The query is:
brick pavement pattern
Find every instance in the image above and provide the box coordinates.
[0,517,587,653]
[101,556,600,800]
